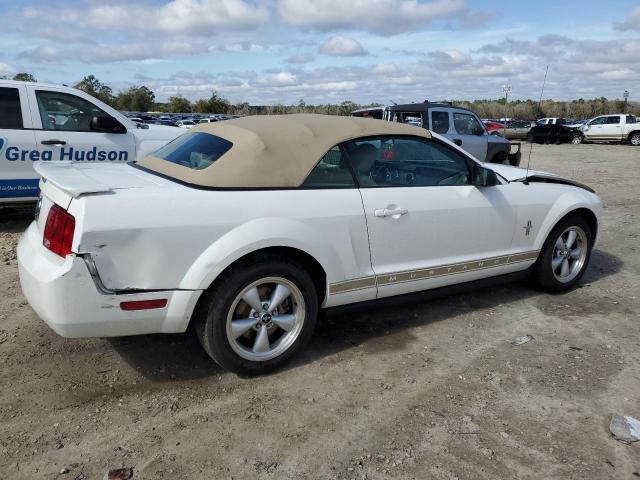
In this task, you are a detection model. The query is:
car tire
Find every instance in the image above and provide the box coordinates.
[195,254,318,374]
[491,152,509,165]
[629,132,640,146]
[533,214,593,293]
[572,133,583,144]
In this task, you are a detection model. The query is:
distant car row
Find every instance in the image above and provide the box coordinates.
[480,115,639,145]
[125,113,239,129]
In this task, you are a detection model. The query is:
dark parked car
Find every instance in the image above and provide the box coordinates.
[527,118,577,144]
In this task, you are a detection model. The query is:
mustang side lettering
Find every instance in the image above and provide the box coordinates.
[18,114,602,374]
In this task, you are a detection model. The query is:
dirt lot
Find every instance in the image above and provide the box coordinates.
[1,143,639,479]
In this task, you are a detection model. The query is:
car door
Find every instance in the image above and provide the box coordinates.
[0,84,39,201]
[583,116,606,140]
[601,115,623,140]
[450,111,488,161]
[27,86,136,163]
[343,135,517,299]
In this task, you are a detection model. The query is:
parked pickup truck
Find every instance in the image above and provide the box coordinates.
[0,80,184,203]
[574,114,640,145]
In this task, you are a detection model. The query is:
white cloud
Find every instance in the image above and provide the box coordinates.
[319,36,367,56]
[0,62,15,77]
[285,53,316,64]
[26,0,268,35]
[258,72,298,87]
[17,46,61,63]
[614,7,640,31]
[277,0,472,35]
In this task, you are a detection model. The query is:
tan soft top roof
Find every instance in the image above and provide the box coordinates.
[139,114,431,188]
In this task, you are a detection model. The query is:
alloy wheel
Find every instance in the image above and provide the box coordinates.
[226,276,305,362]
[551,226,588,283]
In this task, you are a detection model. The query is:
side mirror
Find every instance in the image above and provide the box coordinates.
[472,165,499,187]
[90,116,126,134]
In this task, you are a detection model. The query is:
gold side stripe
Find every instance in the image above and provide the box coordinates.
[329,250,539,295]
[329,276,377,295]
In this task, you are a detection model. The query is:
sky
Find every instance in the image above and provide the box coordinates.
[0,0,638,104]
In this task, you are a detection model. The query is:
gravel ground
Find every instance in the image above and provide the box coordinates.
[1,142,639,479]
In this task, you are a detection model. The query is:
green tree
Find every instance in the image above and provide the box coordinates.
[115,86,155,112]
[192,91,230,114]
[13,72,37,82]
[166,95,192,113]
[74,75,115,106]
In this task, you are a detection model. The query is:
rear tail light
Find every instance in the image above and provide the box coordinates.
[43,204,76,257]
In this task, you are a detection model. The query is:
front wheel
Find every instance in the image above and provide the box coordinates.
[533,215,593,293]
[572,133,583,144]
[195,256,318,374]
[629,132,640,146]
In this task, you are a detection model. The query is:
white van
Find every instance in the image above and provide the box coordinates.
[0,80,184,203]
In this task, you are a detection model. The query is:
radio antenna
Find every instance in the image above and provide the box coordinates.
[524,65,548,184]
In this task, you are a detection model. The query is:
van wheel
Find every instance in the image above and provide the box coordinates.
[629,132,640,146]
[492,152,509,165]
[195,255,318,374]
[533,215,593,293]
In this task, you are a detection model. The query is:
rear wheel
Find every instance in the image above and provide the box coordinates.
[629,132,640,146]
[195,255,318,374]
[533,215,593,293]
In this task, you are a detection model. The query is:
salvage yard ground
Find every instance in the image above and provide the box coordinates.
[1,142,639,479]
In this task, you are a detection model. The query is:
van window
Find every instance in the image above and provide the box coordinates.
[453,113,484,136]
[0,87,24,129]
[430,111,450,134]
[36,90,108,131]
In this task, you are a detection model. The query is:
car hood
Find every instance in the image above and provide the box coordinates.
[484,163,595,193]
[133,123,184,142]
[483,163,551,181]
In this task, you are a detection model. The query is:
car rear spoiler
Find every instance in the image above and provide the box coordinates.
[34,162,113,198]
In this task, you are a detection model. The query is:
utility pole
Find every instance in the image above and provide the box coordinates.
[624,90,629,113]
[503,84,511,137]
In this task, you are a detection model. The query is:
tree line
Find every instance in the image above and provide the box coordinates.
[7,73,639,119]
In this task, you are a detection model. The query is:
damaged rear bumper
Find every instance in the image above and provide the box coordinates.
[17,222,200,338]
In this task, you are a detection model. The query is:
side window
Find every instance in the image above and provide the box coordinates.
[453,112,484,136]
[343,136,471,188]
[391,112,423,127]
[0,87,24,129]
[302,146,356,188]
[36,90,109,132]
[590,117,606,125]
[430,111,450,134]
[626,115,637,124]
[606,116,621,125]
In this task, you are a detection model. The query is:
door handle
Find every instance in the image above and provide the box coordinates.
[453,139,462,146]
[374,208,408,218]
[41,139,66,146]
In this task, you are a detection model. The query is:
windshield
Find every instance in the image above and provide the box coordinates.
[153,132,233,170]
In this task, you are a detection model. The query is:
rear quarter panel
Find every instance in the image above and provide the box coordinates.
[70,187,372,301]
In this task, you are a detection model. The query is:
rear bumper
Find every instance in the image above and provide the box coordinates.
[18,222,200,338]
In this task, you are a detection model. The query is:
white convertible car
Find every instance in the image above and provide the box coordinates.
[18,114,602,373]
